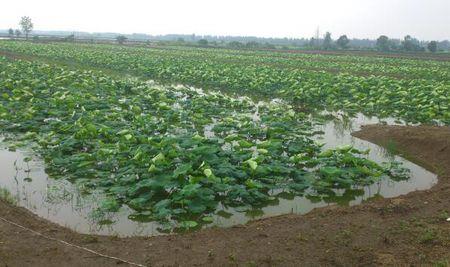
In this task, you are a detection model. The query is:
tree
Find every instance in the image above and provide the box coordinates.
[19,16,33,40]
[116,35,128,45]
[322,32,332,50]
[197,39,208,46]
[245,41,260,49]
[308,38,316,48]
[14,29,22,38]
[65,34,75,42]
[263,42,276,49]
[427,41,438,53]
[8,28,14,38]
[227,41,244,49]
[402,35,423,52]
[336,35,350,49]
[402,35,414,51]
[376,35,390,51]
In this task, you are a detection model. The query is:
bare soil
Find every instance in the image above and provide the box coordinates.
[1,125,449,267]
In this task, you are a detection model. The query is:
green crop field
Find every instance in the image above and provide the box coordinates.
[0,40,447,231]
[1,41,449,124]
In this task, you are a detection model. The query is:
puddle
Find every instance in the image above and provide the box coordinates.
[0,114,437,236]
[316,113,437,198]
[0,148,164,236]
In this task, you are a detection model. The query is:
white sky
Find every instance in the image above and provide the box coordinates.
[1,0,449,40]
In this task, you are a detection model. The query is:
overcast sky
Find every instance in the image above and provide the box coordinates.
[1,0,449,40]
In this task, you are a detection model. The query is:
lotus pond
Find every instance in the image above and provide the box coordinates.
[0,113,437,236]
[0,57,438,235]
[1,41,449,124]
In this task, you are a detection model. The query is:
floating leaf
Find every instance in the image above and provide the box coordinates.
[246,159,258,170]
[203,168,213,178]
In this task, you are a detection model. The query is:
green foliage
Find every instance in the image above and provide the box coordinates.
[376,35,390,52]
[116,35,128,45]
[65,34,76,42]
[14,29,21,37]
[336,35,350,49]
[19,16,33,40]
[323,32,333,50]
[197,39,208,46]
[0,187,16,205]
[228,41,244,49]
[402,35,424,52]
[0,57,409,230]
[1,41,448,124]
[428,41,438,53]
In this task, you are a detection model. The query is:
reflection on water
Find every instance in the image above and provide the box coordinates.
[0,113,437,237]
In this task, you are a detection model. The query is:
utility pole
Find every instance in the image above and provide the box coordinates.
[315,26,320,48]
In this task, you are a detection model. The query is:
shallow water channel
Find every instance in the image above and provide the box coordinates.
[0,113,437,236]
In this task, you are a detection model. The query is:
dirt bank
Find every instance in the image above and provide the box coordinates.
[1,125,449,266]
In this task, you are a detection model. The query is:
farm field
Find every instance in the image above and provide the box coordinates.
[1,41,449,124]
[0,41,449,266]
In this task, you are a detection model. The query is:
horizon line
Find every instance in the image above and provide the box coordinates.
[1,28,448,42]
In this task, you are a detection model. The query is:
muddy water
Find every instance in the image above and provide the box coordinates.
[212,113,437,228]
[0,114,437,236]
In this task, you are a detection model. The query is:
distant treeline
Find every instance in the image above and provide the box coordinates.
[1,29,449,52]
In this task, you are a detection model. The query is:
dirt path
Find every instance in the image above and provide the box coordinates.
[1,125,449,266]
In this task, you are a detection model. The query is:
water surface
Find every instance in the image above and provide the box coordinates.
[0,114,437,236]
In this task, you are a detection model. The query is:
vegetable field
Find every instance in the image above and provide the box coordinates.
[1,41,449,124]
[0,41,448,231]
